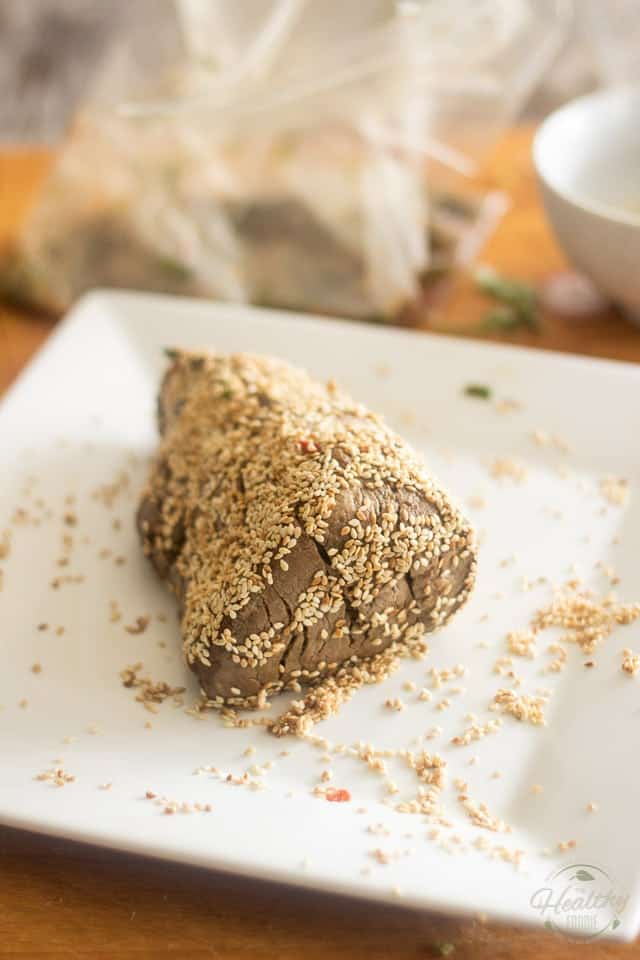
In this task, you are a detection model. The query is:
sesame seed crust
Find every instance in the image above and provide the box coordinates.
[137,351,476,710]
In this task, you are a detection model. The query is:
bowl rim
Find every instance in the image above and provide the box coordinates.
[533,86,640,229]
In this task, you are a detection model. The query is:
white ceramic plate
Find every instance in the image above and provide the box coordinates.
[2,291,640,942]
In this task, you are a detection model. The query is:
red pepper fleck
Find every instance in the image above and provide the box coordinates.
[325,788,351,803]
[299,437,322,455]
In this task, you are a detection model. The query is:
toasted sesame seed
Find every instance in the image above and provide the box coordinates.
[622,648,640,676]
[490,458,527,484]
[384,697,405,713]
[600,475,629,506]
[124,615,150,635]
[138,350,476,724]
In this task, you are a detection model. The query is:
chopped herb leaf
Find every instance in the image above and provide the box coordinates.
[474,266,539,333]
[481,307,524,332]
[155,255,193,285]
[474,266,537,309]
[164,347,180,360]
[434,944,455,957]
[464,383,492,400]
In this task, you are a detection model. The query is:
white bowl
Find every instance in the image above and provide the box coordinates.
[533,87,640,322]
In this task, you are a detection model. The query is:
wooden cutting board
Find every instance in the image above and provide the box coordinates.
[0,132,638,959]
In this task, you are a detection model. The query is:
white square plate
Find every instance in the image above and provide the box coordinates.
[2,291,640,941]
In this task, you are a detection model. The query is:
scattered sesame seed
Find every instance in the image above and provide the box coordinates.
[495,398,521,415]
[124,615,150,635]
[457,787,509,833]
[507,630,537,659]
[600,475,629,507]
[370,848,391,865]
[532,584,640,655]
[120,663,186,710]
[491,688,547,726]
[384,697,406,713]
[451,717,501,747]
[558,839,576,853]
[621,648,640,676]
[490,458,527,484]
[35,765,75,787]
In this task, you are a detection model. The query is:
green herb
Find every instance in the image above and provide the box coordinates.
[463,383,492,400]
[433,944,455,957]
[163,347,180,360]
[474,266,539,333]
[155,255,193,286]
[481,307,527,332]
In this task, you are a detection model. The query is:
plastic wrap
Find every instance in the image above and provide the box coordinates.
[2,0,570,319]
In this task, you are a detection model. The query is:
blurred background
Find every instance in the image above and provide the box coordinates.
[1,0,639,330]
[0,1,608,143]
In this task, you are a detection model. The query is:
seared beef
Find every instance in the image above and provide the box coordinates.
[137,351,476,708]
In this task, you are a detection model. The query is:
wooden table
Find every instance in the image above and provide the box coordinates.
[1,133,638,959]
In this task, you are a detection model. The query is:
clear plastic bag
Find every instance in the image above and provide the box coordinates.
[2,0,570,319]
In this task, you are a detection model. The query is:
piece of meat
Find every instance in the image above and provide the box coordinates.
[137,350,476,709]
